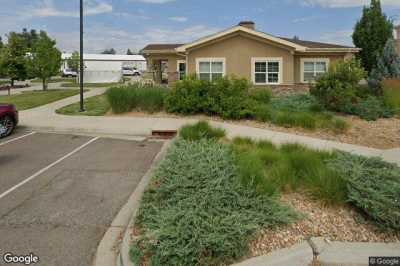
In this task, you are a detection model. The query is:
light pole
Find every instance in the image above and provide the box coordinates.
[79,0,85,112]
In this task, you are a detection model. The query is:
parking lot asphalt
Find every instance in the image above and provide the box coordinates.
[0,132,162,266]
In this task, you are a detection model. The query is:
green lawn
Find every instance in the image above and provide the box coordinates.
[0,80,9,86]
[31,77,75,83]
[60,82,121,88]
[0,89,81,110]
[56,94,110,116]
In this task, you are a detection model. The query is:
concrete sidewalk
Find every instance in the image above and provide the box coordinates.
[19,89,400,165]
[234,237,400,266]
[0,81,69,96]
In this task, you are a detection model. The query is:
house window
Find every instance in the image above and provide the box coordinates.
[252,58,282,85]
[177,60,186,80]
[196,58,225,81]
[301,58,329,83]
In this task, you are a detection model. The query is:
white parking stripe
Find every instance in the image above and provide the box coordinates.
[0,136,100,200]
[0,132,36,146]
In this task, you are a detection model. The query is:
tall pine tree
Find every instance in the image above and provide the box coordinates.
[352,0,393,73]
[369,38,400,91]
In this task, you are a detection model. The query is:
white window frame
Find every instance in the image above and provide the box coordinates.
[300,58,330,83]
[195,58,226,81]
[177,60,187,80]
[251,57,283,85]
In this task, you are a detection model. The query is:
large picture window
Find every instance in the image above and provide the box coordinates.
[251,58,282,85]
[301,58,329,83]
[196,58,225,81]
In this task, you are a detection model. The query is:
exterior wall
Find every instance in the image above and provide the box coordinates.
[293,54,347,84]
[186,33,296,85]
[396,40,400,55]
[143,35,355,86]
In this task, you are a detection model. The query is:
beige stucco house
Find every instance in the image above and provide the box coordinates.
[395,25,400,55]
[141,22,360,86]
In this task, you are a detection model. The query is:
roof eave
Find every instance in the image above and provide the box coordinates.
[140,49,178,55]
[304,48,361,53]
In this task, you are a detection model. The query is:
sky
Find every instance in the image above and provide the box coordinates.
[0,0,399,54]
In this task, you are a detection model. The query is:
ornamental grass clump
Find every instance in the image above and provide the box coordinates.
[106,83,167,114]
[179,121,226,141]
[131,139,297,266]
[232,138,347,205]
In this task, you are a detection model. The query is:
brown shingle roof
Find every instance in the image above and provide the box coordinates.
[141,44,184,51]
[278,37,354,49]
[141,35,355,53]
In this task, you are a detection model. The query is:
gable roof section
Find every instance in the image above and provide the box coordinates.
[141,26,360,55]
[176,26,307,52]
[141,44,184,54]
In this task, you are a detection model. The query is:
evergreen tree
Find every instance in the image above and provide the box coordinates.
[369,38,400,91]
[126,49,134,55]
[352,0,393,73]
[27,32,62,90]
[101,48,116,54]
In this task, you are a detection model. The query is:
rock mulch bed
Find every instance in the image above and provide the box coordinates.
[248,192,400,258]
[109,111,400,150]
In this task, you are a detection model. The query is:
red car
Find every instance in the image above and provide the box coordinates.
[0,103,18,138]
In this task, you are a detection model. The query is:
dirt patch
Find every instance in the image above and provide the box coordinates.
[107,111,400,149]
[248,192,400,258]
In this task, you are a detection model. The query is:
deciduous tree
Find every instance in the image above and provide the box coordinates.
[0,32,28,87]
[67,51,80,72]
[28,32,61,90]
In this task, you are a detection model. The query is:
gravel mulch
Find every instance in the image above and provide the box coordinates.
[108,111,400,149]
[248,192,400,258]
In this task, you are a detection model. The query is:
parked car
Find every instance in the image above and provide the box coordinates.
[62,69,78,78]
[122,67,141,76]
[0,104,18,138]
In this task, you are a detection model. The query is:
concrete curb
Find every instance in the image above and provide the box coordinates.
[234,237,400,266]
[233,241,314,266]
[92,139,172,266]
[21,125,151,138]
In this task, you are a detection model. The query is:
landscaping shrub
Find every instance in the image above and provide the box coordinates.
[310,59,366,113]
[165,76,255,120]
[328,152,400,230]
[270,94,321,113]
[353,95,393,121]
[131,139,297,265]
[249,88,272,104]
[166,76,348,131]
[165,77,208,114]
[310,59,396,120]
[106,84,167,114]
[179,121,226,141]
